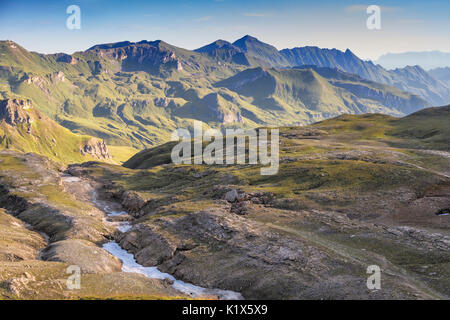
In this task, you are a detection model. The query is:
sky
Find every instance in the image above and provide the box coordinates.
[0,0,449,61]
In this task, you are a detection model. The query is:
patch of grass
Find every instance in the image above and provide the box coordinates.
[108,145,140,164]
[38,184,91,210]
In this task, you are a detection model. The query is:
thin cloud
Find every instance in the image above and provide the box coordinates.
[243,13,270,17]
[194,16,213,22]
[345,5,400,13]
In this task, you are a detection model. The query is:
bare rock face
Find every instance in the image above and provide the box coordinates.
[88,41,183,74]
[52,71,65,83]
[121,191,148,215]
[154,97,170,107]
[0,99,32,126]
[81,138,112,160]
[55,53,77,64]
[118,224,178,266]
[114,208,356,299]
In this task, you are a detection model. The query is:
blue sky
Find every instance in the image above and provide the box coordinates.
[0,0,449,60]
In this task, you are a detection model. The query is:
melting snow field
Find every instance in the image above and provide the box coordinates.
[62,176,81,183]
[103,242,243,300]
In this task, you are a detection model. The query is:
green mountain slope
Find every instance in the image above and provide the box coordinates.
[232,35,291,67]
[280,46,450,106]
[0,38,435,153]
[195,40,250,66]
[0,98,113,164]
[389,105,450,150]
[197,36,450,106]
[215,67,429,123]
[125,104,450,170]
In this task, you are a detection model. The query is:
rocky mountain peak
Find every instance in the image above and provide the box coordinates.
[236,35,259,43]
[233,35,270,51]
[195,40,241,53]
[0,99,32,126]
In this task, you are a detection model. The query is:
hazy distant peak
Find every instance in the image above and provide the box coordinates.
[376,51,450,70]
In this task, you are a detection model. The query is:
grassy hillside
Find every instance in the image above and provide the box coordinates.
[74,106,450,299]
[0,98,114,164]
[389,105,450,150]
[215,67,428,124]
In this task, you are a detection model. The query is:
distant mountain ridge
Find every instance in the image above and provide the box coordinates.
[197,35,450,106]
[214,66,427,118]
[0,37,440,152]
[376,51,450,70]
[429,67,450,88]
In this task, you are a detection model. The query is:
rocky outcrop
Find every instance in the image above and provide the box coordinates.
[0,99,32,126]
[0,100,115,163]
[154,97,170,107]
[220,187,274,215]
[52,71,65,83]
[81,138,112,160]
[88,40,183,74]
[40,239,122,273]
[120,191,148,214]
[0,151,189,300]
[114,207,418,299]
[24,75,50,95]
[55,53,77,64]
[0,151,114,243]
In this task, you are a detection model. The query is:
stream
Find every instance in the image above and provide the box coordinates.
[75,179,244,300]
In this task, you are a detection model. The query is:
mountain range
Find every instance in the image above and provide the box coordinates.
[197,36,450,106]
[0,35,449,159]
[429,67,450,87]
[376,51,450,70]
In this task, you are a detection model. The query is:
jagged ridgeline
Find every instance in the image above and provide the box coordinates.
[0,36,447,161]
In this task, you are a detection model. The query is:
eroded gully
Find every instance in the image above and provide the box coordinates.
[63,175,243,300]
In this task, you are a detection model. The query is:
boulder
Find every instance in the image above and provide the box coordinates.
[40,239,122,274]
[224,189,239,203]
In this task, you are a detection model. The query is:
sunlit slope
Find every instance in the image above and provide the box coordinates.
[125,105,450,171]
[0,40,433,151]
[0,99,112,164]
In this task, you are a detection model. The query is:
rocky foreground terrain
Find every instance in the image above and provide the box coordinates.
[0,106,449,300]
[0,151,188,299]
